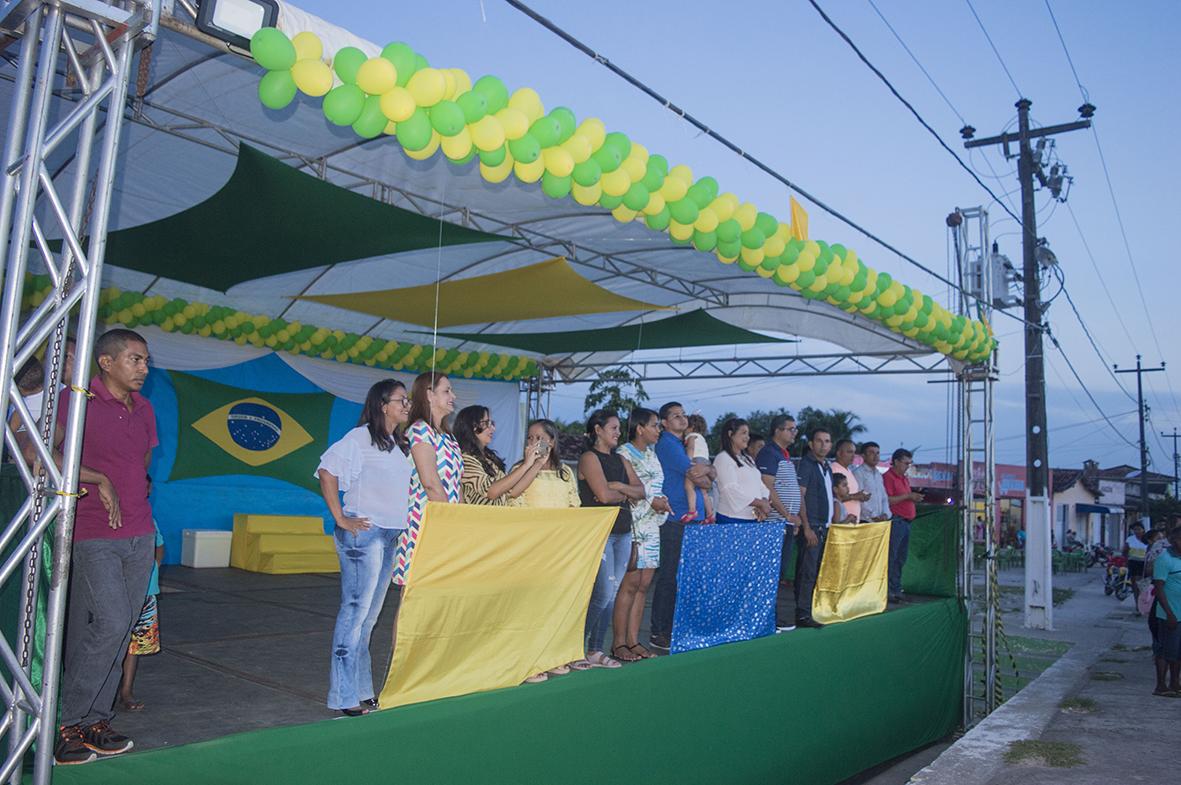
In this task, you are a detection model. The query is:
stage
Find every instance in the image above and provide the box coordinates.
[48,570,964,785]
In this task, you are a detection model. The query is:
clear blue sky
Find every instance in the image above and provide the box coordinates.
[292,0,1181,472]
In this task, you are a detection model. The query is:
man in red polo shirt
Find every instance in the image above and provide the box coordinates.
[50,329,157,765]
[882,448,924,603]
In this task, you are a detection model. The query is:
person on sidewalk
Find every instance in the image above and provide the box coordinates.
[1151,526,1181,696]
[1125,521,1149,616]
[883,448,923,604]
[794,429,833,629]
[45,329,157,765]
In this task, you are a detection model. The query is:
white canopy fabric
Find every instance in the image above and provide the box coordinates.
[3,1,939,384]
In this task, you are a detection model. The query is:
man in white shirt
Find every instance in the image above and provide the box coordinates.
[851,442,891,522]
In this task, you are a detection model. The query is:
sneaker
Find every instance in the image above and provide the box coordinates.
[54,725,97,766]
[775,621,796,632]
[795,617,825,629]
[82,720,133,756]
[648,633,670,651]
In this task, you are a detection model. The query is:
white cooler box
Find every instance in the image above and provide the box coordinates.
[181,529,233,568]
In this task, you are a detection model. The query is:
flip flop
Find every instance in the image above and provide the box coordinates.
[586,651,622,669]
[547,664,571,676]
[119,699,145,712]
[611,644,640,663]
[629,643,656,659]
[523,672,548,684]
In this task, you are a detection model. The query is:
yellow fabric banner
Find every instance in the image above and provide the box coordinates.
[812,522,890,624]
[789,195,810,241]
[379,502,615,709]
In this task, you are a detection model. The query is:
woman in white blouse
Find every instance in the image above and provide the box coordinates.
[712,417,772,523]
[317,379,412,717]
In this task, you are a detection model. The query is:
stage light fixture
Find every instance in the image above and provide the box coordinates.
[195,0,279,50]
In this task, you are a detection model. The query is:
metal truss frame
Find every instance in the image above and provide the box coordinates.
[0,2,155,782]
[556,350,948,382]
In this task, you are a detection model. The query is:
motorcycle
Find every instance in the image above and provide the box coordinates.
[1086,543,1112,568]
[1104,555,1131,601]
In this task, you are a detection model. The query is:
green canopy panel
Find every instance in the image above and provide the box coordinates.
[96,144,505,291]
[302,257,668,328]
[419,309,794,355]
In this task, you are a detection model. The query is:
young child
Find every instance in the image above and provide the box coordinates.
[119,480,165,711]
[832,474,855,524]
[683,413,715,523]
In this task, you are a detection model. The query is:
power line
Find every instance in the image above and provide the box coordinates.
[963,0,1023,96]
[501,0,1037,329]
[1045,329,1138,449]
[1061,202,1136,348]
[1051,265,1134,402]
[865,0,965,124]
[1043,0,1088,100]
[995,409,1136,443]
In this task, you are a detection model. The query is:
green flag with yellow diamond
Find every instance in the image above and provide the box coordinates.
[169,371,333,491]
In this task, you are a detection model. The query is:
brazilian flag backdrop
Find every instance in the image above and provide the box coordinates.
[170,372,334,492]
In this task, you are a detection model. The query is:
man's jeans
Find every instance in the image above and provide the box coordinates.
[793,526,828,622]
[650,520,687,639]
[585,532,631,653]
[889,516,912,596]
[328,525,400,710]
[60,535,154,727]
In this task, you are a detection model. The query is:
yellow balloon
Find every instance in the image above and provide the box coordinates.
[379,85,416,121]
[717,249,738,264]
[694,207,719,233]
[508,87,544,122]
[600,168,631,197]
[291,32,323,62]
[612,205,638,223]
[628,142,649,166]
[669,220,694,241]
[775,263,800,286]
[291,59,333,97]
[440,127,473,160]
[797,252,816,272]
[621,154,646,182]
[542,147,575,178]
[741,246,764,265]
[763,235,785,257]
[513,157,545,183]
[561,134,593,164]
[709,195,735,222]
[668,164,693,185]
[440,68,457,100]
[572,181,602,206]
[659,177,688,202]
[356,57,397,95]
[383,120,397,135]
[734,202,757,231]
[844,249,859,270]
[450,69,472,96]
[470,115,505,151]
[756,266,775,279]
[576,118,606,151]
[404,131,440,160]
[406,67,446,106]
[803,240,821,257]
[642,192,666,216]
[495,107,529,140]
[808,275,828,293]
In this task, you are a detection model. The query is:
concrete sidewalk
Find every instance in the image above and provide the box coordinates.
[912,567,1177,785]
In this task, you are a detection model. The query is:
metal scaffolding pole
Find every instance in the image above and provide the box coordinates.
[0,2,155,781]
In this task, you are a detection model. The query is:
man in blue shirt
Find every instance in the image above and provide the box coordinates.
[794,428,833,629]
[649,401,714,650]
[756,415,802,630]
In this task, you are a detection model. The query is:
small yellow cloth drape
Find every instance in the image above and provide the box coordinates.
[379,502,615,709]
[812,522,890,624]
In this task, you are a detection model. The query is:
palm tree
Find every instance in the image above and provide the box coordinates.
[793,407,867,457]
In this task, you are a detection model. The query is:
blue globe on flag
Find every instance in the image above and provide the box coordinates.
[226,401,283,452]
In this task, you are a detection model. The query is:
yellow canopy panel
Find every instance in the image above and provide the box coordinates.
[299,257,668,327]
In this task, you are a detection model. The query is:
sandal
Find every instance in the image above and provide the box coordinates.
[340,706,370,717]
[361,698,379,710]
[523,672,549,684]
[567,659,593,671]
[119,698,145,712]
[612,644,640,663]
[547,664,571,676]
[586,651,622,669]
[629,643,655,659]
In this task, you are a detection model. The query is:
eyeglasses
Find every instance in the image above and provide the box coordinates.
[386,396,410,408]
[479,419,496,429]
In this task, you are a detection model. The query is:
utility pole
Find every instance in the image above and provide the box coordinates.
[964,99,1091,630]
[1115,355,1165,523]
[1160,427,1180,499]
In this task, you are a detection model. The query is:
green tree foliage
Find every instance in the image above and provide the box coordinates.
[583,368,648,417]
[793,407,867,456]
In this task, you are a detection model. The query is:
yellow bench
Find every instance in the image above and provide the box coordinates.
[230,514,339,574]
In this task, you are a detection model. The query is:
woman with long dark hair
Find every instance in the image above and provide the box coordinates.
[317,379,412,716]
[512,419,581,509]
[578,409,645,668]
[454,405,545,505]
[614,407,670,660]
[393,372,461,586]
[713,417,772,524]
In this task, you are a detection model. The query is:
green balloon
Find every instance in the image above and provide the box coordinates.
[670,233,692,247]
[797,270,816,288]
[695,176,719,204]
[716,218,741,244]
[782,244,801,264]
[591,145,622,173]
[381,42,417,86]
[598,193,624,210]
[834,285,851,301]
[572,158,602,187]
[456,91,488,124]
[414,54,429,71]
[813,258,829,276]
[429,101,466,136]
[541,172,572,199]
[737,258,759,273]
[472,75,509,113]
[851,273,867,291]
[717,239,742,258]
[396,107,432,150]
[550,107,577,142]
[641,159,666,192]
[333,47,367,85]
[452,148,480,166]
[685,183,712,210]
[507,134,541,164]
[623,182,650,211]
[323,84,365,126]
[603,132,631,161]
[352,95,387,139]
[830,243,847,257]
[876,273,892,291]
[249,28,295,71]
[529,115,561,148]
[760,254,780,272]
[692,229,717,252]
[478,145,506,166]
[755,212,778,237]
[668,198,699,225]
[648,154,669,176]
[740,228,766,250]
[645,207,671,232]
